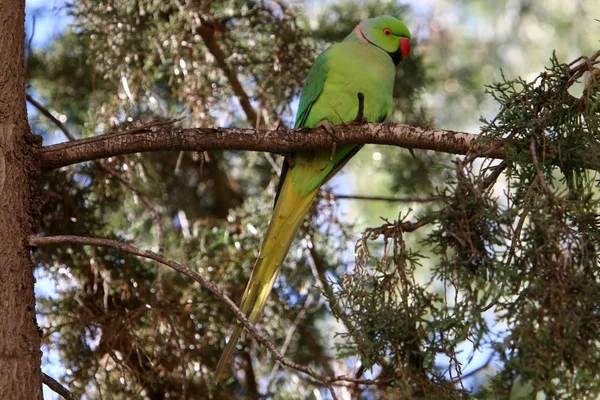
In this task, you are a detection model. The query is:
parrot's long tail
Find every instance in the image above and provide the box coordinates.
[214,175,320,384]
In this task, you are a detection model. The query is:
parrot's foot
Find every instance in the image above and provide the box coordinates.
[318,120,338,161]
[352,115,369,125]
[352,92,368,125]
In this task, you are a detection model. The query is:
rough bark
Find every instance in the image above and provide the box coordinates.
[0,0,43,399]
[40,122,506,170]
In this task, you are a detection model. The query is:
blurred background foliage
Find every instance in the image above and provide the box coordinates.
[27,0,600,399]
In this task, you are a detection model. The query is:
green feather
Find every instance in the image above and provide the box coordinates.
[215,15,411,384]
[294,50,328,128]
[289,36,396,197]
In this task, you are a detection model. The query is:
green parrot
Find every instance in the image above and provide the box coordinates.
[214,15,411,382]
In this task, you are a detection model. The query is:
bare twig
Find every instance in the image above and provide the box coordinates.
[266,286,316,391]
[26,15,35,60]
[332,193,445,203]
[364,215,436,240]
[174,150,184,174]
[452,353,495,382]
[42,372,77,400]
[27,94,77,141]
[263,152,282,175]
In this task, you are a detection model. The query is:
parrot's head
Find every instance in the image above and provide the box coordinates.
[355,15,411,65]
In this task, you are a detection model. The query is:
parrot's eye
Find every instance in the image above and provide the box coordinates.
[383,28,393,36]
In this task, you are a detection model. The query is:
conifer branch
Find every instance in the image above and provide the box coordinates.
[39,122,505,170]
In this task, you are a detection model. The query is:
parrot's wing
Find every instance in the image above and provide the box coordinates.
[274,49,330,206]
[294,50,329,129]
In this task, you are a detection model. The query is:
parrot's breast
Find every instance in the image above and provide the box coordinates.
[304,40,396,128]
[289,40,398,197]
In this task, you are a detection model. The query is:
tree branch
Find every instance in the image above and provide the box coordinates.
[198,23,258,123]
[331,193,446,203]
[42,373,76,400]
[266,287,318,390]
[29,235,392,399]
[40,123,504,170]
[27,94,77,141]
[452,353,495,382]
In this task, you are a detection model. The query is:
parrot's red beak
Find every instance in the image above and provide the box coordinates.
[399,37,411,59]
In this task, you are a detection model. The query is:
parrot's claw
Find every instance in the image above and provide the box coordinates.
[352,116,369,125]
[352,92,368,125]
[318,120,338,161]
[283,153,295,168]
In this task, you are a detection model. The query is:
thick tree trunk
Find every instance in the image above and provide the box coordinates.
[0,1,43,399]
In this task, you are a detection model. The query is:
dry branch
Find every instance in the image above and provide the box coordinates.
[29,235,393,398]
[40,123,505,170]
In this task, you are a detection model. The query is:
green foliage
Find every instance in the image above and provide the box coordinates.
[443,55,599,398]
[69,0,315,127]
[333,219,470,399]
[30,0,600,399]
[484,55,600,174]
[331,52,600,399]
[480,55,600,399]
